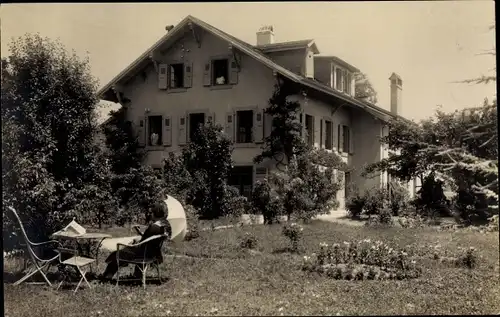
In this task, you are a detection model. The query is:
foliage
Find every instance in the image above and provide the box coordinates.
[269,148,345,222]
[413,172,450,217]
[254,79,307,171]
[388,181,411,216]
[345,187,366,219]
[355,72,378,104]
[220,185,248,218]
[282,222,304,253]
[2,34,109,242]
[303,239,421,280]
[455,247,478,269]
[162,152,193,203]
[250,179,283,224]
[181,123,234,219]
[239,232,259,250]
[363,187,390,218]
[184,204,201,241]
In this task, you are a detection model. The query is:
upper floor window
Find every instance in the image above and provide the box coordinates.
[212,59,229,85]
[169,63,184,89]
[236,110,253,143]
[335,68,343,91]
[148,115,163,146]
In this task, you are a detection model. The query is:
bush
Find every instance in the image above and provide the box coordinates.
[251,180,283,224]
[162,152,193,203]
[184,204,201,241]
[345,187,366,219]
[221,186,248,218]
[239,232,258,250]
[282,223,304,253]
[389,181,410,216]
[456,247,478,269]
[414,172,450,218]
[364,187,389,218]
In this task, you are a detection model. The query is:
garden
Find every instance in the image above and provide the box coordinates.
[3,32,499,316]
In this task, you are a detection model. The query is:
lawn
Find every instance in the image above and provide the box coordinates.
[4,220,500,316]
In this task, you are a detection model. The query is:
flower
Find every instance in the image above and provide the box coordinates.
[320,242,328,248]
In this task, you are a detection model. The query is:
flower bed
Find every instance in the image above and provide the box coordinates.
[302,239,422,280]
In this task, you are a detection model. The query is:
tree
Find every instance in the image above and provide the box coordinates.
[2,34,109,241]
[269,148,346,222]
[254,78,307,171]
[181,123,234,219]
[355,72,378,104]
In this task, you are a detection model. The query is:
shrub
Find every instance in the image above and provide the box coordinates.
[388,181,411,216]
[345,187,366,219]
[456,247,478,269]
[239,232,258,250]
[162,152,193,203]
[414,172,450,218]
[282,223,304,253]
[221,185,248,218]
[251,180,283,224]
[184,204,201,241]
[364,187,389,218]
[377,206,394,226]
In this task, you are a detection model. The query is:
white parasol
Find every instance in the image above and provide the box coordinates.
[164,195,187,243]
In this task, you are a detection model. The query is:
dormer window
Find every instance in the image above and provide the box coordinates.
[334,66,352,94]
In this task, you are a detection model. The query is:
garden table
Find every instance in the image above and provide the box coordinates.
[51,232,112,273]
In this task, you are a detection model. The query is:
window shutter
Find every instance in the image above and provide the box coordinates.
[203,62,212,86]
[178,115,187,145]
[338,124,343,152]
[158,64,168,90]
[320,119,326,149]
[205,112,215,125]
[137,116,146,147]
[229,57,239,85]
[349,127,354,154]
[225,112,234,141]
[184,62,193,88]
[313,116,319,148]
[253,109,264,143]
[163,115,172,146]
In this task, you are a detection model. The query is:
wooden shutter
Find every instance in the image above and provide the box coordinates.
[203,62,212,86]
[338,124,343,152]
[229,57,239,85]
[163,115,172,146]
[349,127,354,154]
[137,116,146,147]
[178,115,187,145]
[158,64,168,90]
[225,112,234,141]
[184,62,193,88]
[313,116,319,148]
[205,112,215,125]
[320,119,325,148]
[253,109,264,143]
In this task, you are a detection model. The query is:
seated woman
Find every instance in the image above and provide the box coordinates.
[100,200,171,280]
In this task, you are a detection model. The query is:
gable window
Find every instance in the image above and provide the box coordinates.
[189,113,205,142]
[342,70,349,94]
[325,120,333,150]
[335,68,343,91]
[305,114,314,147]
[148,115,163,146]
[236,110,254,143]
[169,63,184,89]
[212,59,229,85]
[342,125,350,153]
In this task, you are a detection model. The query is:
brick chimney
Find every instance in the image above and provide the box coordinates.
[389,73,402,116]
[256,25,275,46]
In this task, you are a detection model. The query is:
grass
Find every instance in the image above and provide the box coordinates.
[4,220,500,316]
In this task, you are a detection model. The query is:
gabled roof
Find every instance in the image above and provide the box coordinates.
[256,39,320,54]
[315,55,360,73]
[97,15,396,122]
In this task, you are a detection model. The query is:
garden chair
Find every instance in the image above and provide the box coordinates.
[5,206,61,287]
[56,247,95,293]
[115,234,168,289]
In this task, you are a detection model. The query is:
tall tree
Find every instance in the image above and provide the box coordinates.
[2,34,109,240]
[254,78,307,171]
[355,72,378,104]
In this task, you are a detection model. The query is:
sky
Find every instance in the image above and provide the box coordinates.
[1,2,496,122]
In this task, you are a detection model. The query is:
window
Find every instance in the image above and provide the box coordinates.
[325,120,333,150]
[346,72,352,95]
[342,70,349,93]
[189,113,205,142]
[236,110,253,143]
[305,114,314,147]
[335,68,343,91]
[228,166,253,199]
[342,125,350,153]
[169,63,184,88]
[148,115,163,146]
[212,59,229,85]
